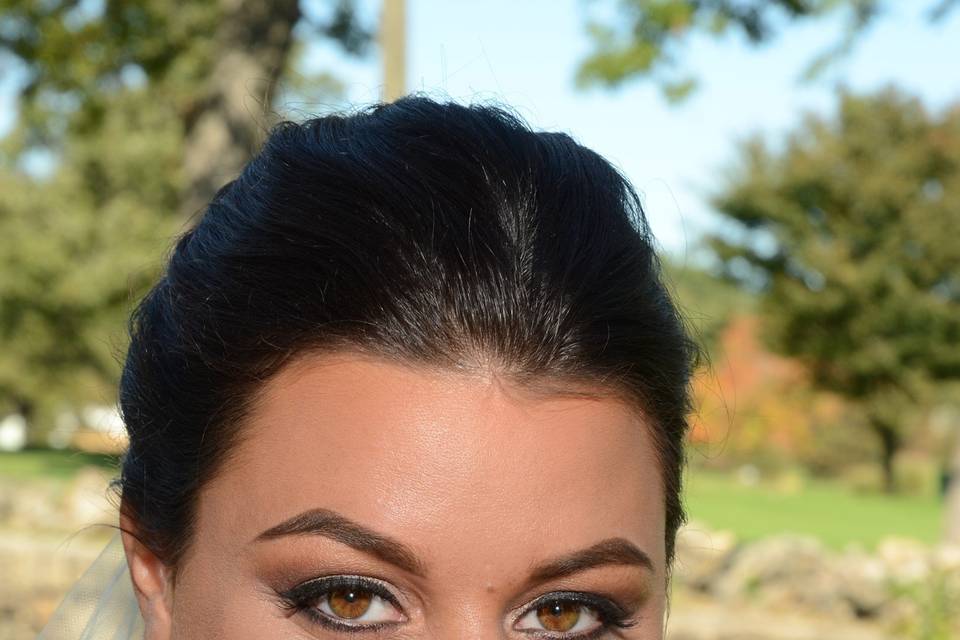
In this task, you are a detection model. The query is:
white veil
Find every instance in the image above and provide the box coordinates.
[37,533,144,640]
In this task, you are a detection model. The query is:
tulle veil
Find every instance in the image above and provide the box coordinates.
[38,533,144,639]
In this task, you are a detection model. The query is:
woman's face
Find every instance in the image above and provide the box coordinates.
[128,351,667,639]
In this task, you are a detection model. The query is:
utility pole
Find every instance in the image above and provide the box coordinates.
[942,406,960,544]
[381,0,406,102]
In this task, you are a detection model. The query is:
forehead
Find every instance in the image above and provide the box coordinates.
[202,351,666,576]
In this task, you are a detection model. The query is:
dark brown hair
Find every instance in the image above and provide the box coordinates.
[117,95,699,571]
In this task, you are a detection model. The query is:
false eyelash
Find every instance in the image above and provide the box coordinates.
[278,574,404,633]
[518,590,639,639]
[280,575,401,609]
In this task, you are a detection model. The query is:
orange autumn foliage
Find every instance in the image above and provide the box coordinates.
[689,314,846,463]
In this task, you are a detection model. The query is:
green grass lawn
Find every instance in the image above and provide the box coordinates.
[685,469,944,549]
[0,448,119,482]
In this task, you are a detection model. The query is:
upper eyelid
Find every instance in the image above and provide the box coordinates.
[510,590,623,622]
[285,574,405,607]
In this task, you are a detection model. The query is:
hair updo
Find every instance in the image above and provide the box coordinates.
[117,95,699,572]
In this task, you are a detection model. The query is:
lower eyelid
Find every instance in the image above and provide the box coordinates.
[302,607,396,632]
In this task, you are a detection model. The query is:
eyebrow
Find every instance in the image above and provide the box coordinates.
[255,508,427,577]
[256,509,654,584]
[524,537,655,586]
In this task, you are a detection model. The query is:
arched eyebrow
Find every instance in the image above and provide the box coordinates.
[254,508,427,578]
[255,509,654,584]
[524,537,655,586]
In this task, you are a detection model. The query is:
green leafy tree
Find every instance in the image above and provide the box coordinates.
[0,0,370,437]
[708,87,960,492]
[577,0,958,101]
[662,258,755,355]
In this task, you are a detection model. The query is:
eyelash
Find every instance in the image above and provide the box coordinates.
[279,575,403,633]
[518,591,637,639]
[279,576,637,638]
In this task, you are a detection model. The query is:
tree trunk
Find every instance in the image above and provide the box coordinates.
[872,417,900,494]
[944,422,960,544]
[178,0,301,220]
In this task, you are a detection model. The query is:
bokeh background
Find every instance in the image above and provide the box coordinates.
[1,1,959,638]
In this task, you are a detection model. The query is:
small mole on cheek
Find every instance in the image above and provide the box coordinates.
[485,584,496,594]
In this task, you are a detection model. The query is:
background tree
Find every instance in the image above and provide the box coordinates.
[708,87,960,493]
[577,0,958,101]
[663,257,755,353]
[0,0,371,437]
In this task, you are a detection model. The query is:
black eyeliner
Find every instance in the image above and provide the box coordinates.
[278,577,638,638]
[280,574,401,608]
[518,590,639,639]
[277,574,405,634]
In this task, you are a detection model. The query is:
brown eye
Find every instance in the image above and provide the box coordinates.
[515,597,605,636]
[285,576,406,629]
[327,588,373,619]
[536,601,580,632]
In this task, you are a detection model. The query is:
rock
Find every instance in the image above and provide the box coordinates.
[0,532,108,637]
[666,594,891,640]
[932,543,960,573]
[0,466,116,533]
[710,535,850,616]
[0,483,62,531]
[673,523,737,591]
[63,466,116,529]
[876,537,930,584]
[834,550,890,618]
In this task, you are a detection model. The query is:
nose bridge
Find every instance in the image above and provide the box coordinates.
[423,619,508,640]
[422,592,510,640]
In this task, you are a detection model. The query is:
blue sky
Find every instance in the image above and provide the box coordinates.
[3,1,959,258]
[301,0,960,259]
